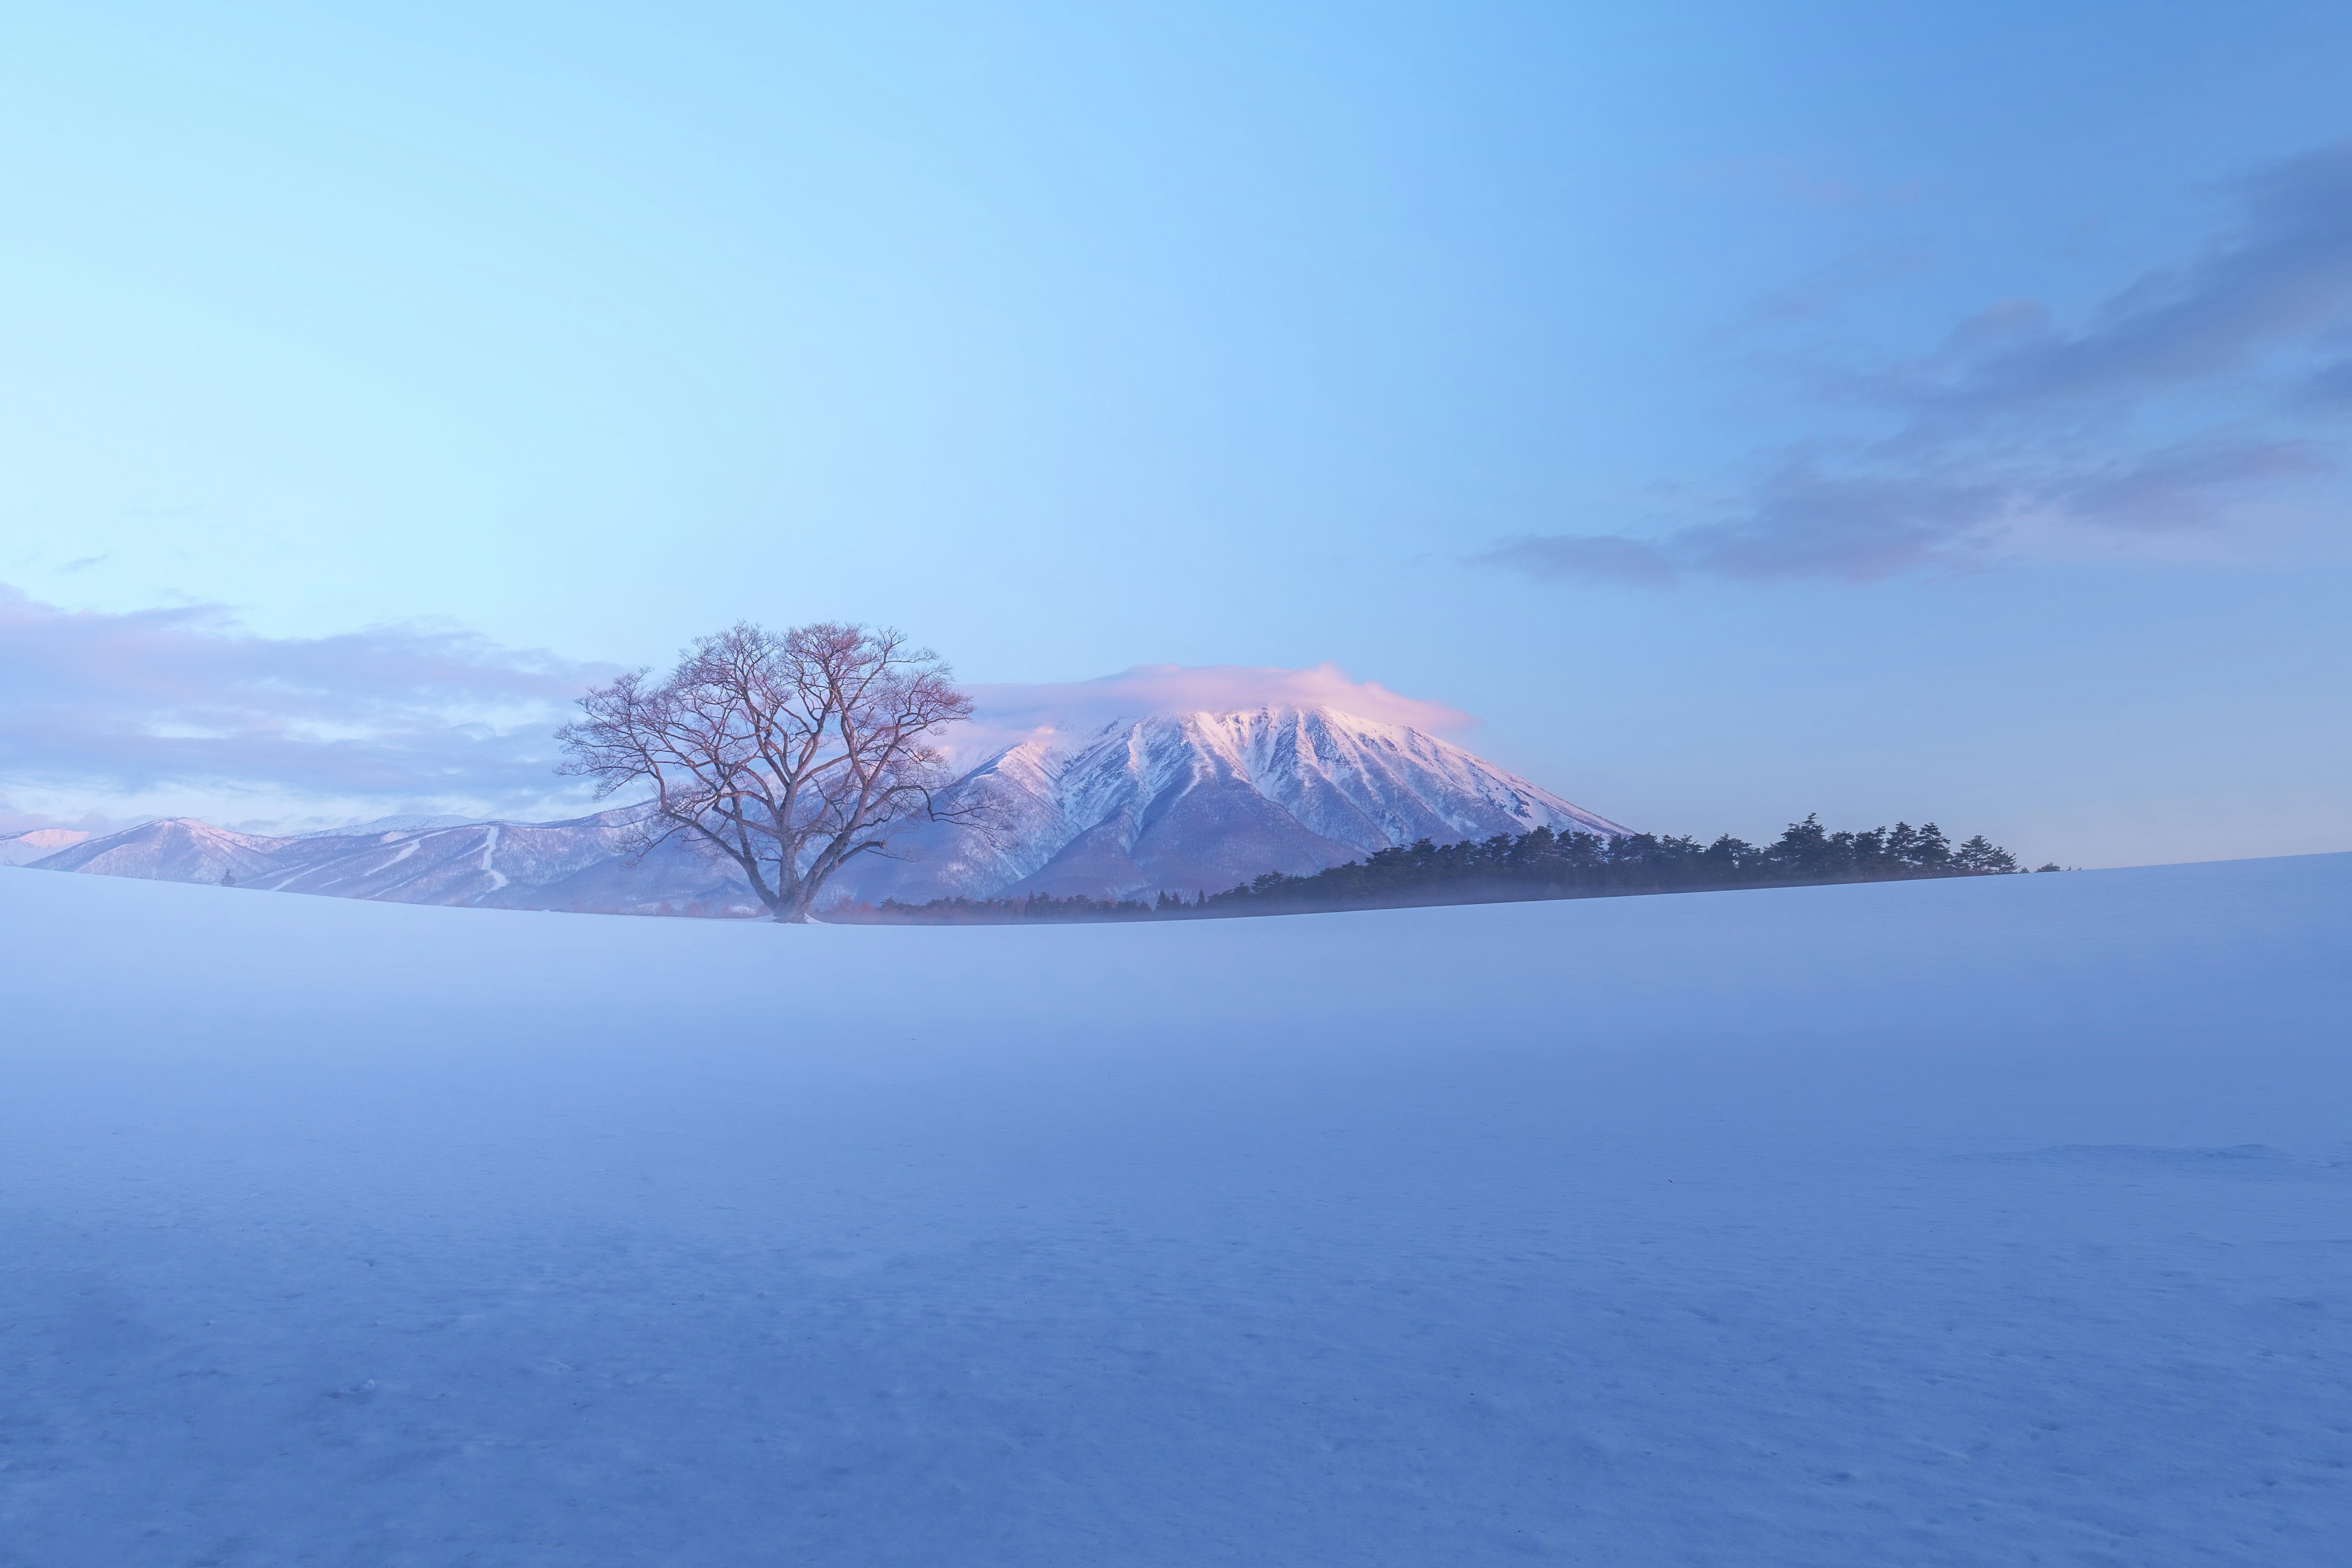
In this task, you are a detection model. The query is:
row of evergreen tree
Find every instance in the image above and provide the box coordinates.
[834,816,2051,924]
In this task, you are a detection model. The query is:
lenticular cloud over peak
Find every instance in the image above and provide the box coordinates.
[963,663,1472,754]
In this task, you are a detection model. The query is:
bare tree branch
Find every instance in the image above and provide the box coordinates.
[555,622,981,921]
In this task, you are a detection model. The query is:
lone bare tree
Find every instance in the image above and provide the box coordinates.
[557,622,978,922]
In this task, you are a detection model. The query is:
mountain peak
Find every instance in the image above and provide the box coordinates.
[836,703,1626,905]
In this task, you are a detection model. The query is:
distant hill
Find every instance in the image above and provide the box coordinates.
[0,827,91,868]
[31,808,760,916]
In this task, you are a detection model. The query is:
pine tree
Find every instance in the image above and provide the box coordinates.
[1904,822,1951,872]
[1953,835,2018,873]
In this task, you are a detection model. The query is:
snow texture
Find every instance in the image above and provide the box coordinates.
[2,853,2347,1565]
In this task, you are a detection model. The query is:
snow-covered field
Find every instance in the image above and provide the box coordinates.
[3,855,2346,1565]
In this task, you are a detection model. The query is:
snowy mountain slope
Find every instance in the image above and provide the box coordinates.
[837,704,1628,903]
[18,704,1626,911]
[288,813,481,839]
[32,818,287,884]
[0,827,90,867]
[34,809,760,915]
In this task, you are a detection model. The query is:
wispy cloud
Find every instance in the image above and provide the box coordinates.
[2054,435,2331,533]
[0,586,611,824]
[1908,142,2352,417]
[1487,139,2352,586]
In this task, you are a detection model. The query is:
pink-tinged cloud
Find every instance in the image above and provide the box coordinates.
[0,585,613,818]
[957,663,1474,762]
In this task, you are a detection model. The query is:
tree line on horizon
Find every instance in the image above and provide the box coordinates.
[833,815,2056,925]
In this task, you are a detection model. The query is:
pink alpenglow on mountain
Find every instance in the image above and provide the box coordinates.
[17,705,1626,913]
[0,827,91,868]
[837,705,1626,905]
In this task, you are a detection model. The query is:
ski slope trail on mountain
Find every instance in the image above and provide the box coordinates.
[2,855,2346,1565]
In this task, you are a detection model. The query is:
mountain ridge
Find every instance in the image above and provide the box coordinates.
[18,704,1627,915]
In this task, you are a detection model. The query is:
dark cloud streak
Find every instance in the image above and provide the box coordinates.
[1926,143,2352,415]
[1486,139,2352,587]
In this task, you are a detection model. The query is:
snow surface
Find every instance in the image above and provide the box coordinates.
[2,855,2347,1564]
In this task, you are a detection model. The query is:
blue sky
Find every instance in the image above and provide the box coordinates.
[3,1,2347,864]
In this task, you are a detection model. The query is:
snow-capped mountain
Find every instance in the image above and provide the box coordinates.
[17,705,1627,913]
[834,705,1628,903]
